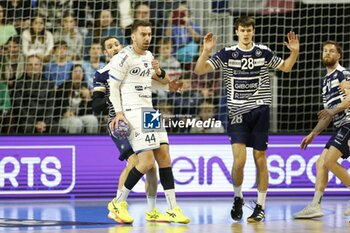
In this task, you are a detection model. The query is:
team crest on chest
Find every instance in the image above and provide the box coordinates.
[255,49,262,57]
[232,51,239,58]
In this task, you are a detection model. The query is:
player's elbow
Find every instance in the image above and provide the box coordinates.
[279,64,292,73]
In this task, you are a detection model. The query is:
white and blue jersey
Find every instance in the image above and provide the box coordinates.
[207,43,283,117]
[322,64,350,128]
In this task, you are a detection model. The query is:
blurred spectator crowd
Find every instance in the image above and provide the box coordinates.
[0,0,225,134]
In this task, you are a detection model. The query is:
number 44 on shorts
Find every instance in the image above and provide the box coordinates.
[145,134,156,143]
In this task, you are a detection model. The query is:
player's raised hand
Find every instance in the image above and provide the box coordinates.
[284,31,300,52]
[300,133,314,150]
[203,32,217,52]
[152,59,161,75]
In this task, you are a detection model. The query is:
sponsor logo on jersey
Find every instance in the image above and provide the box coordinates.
[135,85,143,91]
[228,59,241,67]
[129,67,152,77]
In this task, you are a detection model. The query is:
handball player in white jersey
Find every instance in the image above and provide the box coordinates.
[108,20,190,224]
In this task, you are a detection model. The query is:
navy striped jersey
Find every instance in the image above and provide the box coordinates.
[93,62,115,124]
[322,64,350,128]
[207,43,283,117]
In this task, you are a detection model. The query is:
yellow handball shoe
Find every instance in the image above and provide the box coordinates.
[146,208,171,222]
[107,198,134,224]
[166,206,190,224]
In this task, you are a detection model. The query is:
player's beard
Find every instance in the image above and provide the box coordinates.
[322,57,337,67]
[142,42,150,51]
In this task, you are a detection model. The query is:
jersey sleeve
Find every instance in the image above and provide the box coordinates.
[264,47,283,69]
[93,71,106,92]
[207,48,227,70]
[108,51,129,82]
[339,69,350,82]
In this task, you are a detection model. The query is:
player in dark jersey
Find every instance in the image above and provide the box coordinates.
[294,40,350,219]
[92,36,168,222]
[194,15,299,222]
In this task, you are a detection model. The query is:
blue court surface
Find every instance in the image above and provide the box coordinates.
[0,197,349,233]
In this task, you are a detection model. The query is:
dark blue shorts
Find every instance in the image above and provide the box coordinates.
[108,127,134,161]
[325,123,350,159]
[227,106,269,150]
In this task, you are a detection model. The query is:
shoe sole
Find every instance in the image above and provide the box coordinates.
[108,211,134,224]
[231,214,243,221]
[169,219,190,224]
[293,213,324,219]
[247,218,264,223]
[146,219,171,223]
[171,220,190,224]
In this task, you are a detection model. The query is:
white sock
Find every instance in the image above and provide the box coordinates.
[164,189,177,210]
[312,191,323,205]
[234,185,243,198]
[147,195,156,212]
[116,186,131,203]
[257,191,267,209]
[116,190,121,201]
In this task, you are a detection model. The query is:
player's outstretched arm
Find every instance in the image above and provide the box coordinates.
[300,114,331,149]
[194,32,216,75]
[279,31,300,72]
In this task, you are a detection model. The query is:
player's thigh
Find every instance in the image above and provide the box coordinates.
[251,106,269,151]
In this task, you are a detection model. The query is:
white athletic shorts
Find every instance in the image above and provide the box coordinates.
[125,109,168,153]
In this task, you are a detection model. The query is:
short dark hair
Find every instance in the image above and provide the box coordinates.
[6,35,21,45]
[131,20,152,34]
[54,40,68,49]
[101,36,120,50]
[323,40,342,58]
[234,16,255,30]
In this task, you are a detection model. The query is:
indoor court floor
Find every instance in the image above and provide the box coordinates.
[0,197,349,233]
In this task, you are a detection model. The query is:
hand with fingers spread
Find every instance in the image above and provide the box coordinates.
[284,31,300,53]
[203,32,217,53]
